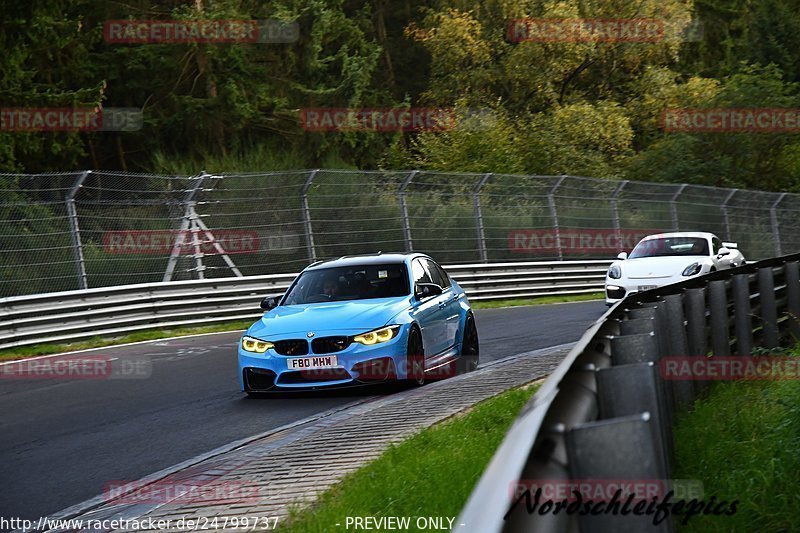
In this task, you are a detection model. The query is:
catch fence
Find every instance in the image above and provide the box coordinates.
[2,169,799,297]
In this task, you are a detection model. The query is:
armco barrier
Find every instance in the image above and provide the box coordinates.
[0,260,610,350]
[456,252,800,533]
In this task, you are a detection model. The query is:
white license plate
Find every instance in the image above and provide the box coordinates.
[287,355,338,370]
[638,285,658,291]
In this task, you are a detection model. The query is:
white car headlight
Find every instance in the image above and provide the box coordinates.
[241,336,274,353]
[608,265,622,279]
[682,262,702,277]
[352,326,400,346]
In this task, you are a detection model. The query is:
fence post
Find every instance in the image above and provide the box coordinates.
[301,169,319,263]
[610,180,627,252]
[770,192,787,257]
[164,172,207,282]
[670,183,687,231]
[66,170,91,290]
[548,176,566,260]
[721,189,738,241]
[398,170,418,252]
[473,173,492,263]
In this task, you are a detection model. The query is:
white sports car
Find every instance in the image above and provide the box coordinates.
[605,232,746,305]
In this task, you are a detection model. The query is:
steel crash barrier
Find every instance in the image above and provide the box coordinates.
[456,252,800,532]
[0,260,611,350]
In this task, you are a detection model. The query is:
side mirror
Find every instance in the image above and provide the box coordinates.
[617,252,628,260]
[415,282,443,300]
[717,247,731,257]
[260,296,280,311]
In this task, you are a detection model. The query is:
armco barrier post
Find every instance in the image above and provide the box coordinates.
[732,274,753,356]
[565,413,672,532]
[66,170,90,290]
[708,280,730,356]
[611,330,674,431]
[684,287,708,359]
[758,267,779,348]
[596,362,672,475]
[786,261,800,341]
[663,294,695,408]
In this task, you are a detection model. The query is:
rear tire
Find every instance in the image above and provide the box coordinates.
[405,326,426,386]
[457,314,479,374]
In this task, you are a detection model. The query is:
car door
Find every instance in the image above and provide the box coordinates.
[424,258,461,351]
[410,259,448,358]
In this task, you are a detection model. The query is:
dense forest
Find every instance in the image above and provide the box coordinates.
[3,0,800,191]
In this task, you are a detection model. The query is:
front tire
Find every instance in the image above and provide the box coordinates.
[457,314,479,374]
[405,326,426,386]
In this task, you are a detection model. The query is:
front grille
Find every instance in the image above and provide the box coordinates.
[273,339,309,356]
[244,368,277,391]
[278,368,351,384]
[312,336,351,354]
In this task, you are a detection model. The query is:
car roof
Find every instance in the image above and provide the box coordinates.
[304,252,430,271]
[641,232,716,240]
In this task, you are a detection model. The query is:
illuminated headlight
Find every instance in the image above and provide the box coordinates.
[352,326,400,346]
[241,336,274,353]
[682,263,702,277]
[608,265,622,279]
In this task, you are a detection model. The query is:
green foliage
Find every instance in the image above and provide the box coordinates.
[3,0,800,193]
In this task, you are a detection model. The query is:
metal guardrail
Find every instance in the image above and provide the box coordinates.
[0,260,610,350]
[456,253,800,532]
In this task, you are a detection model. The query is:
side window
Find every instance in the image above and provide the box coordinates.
[712,237,722,254]
[412,259,432,285]
[425,259,451,288]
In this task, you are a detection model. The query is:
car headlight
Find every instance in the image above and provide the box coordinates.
[352,326,400,346]
[608,265,622,279]
[241,336,274,353]
[682,263,702,277]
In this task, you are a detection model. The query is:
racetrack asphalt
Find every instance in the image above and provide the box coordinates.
[0,300,606,522]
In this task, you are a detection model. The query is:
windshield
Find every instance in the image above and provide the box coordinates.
[282,263,410,305]
[629,237,710,259]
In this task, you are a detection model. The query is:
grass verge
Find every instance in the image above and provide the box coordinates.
[282,383,540,532]
[672,349,800,532]
[0,320,254,361]
[0,293,602,361]
[469,292,603,310]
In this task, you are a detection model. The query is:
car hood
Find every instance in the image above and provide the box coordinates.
[620,256,707,279]
[248,297,412,338]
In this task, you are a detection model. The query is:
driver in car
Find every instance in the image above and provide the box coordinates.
[323,276,340,298]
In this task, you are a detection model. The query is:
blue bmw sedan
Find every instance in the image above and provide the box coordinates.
[238,253,479,393]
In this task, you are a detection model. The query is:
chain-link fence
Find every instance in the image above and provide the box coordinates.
[2,169,799,297]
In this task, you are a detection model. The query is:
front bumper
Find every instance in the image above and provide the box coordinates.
[604,275,689,305]
[238,327,411,391]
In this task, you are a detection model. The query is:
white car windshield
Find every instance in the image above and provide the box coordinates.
[629,237,709,259]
